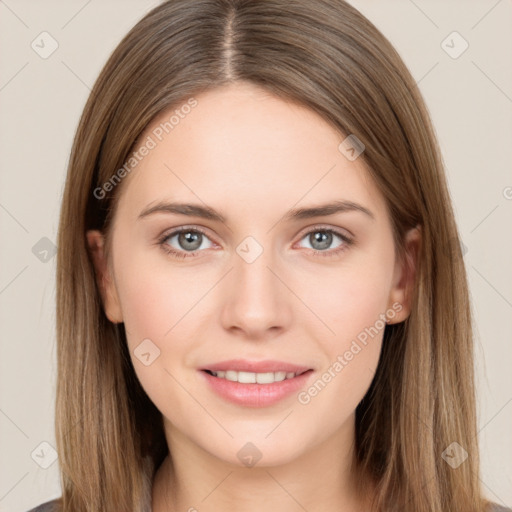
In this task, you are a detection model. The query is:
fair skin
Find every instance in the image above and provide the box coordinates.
[87,82,419,512]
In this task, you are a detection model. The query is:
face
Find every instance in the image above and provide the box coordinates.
[87,81,417,468]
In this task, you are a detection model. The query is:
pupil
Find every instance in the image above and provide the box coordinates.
[179,231,201,251]
[311,231,331,250]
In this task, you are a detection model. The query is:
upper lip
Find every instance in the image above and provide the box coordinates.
[201,359,312,374]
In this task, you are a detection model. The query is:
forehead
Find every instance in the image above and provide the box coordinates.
[114,82,385,223]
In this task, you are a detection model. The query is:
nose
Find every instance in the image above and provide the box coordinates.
[219,243,293,340]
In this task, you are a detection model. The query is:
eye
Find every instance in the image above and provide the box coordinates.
[158,227,215,259]
[296,226,354,258]
[157,225,354,260]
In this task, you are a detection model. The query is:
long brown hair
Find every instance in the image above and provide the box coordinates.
[55,1,491,510]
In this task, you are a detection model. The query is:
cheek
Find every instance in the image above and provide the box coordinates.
[114,247,210,344]
[294,276,388,433]
[293,250,393,406]
[297,255,393,346]
[113,252,207,416]
[112,248,221,397]
[304,272,387,379]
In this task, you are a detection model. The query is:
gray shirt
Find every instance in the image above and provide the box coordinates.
[27,498,512,511]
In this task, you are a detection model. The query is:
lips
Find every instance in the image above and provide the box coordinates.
[200,366,314,407]
[200,359,312,374]
[198,359,314,407]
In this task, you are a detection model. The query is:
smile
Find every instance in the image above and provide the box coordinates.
[200,368,314,407]
[204,369,307,384]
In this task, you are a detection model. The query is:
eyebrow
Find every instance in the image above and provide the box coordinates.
[137,199,375,223]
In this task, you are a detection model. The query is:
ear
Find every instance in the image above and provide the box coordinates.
[386,225,421,324]
[86,230,123,324]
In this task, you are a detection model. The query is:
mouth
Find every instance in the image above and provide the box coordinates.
[200,359,313,383]
[202,368,311,384]
[199,360,314,407]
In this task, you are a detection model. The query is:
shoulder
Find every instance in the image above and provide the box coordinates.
[26,498,61,512]
[24,497,511,512]
[489,504,512,512]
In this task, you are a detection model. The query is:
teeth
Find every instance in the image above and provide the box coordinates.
[209,370,299,384]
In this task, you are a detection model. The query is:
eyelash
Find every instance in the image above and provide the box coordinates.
[157,225,354,260]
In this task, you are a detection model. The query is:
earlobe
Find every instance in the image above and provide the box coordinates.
[86,230,123,324]
[386,225,421,324]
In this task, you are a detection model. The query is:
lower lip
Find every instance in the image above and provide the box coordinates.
[199,370,314,407]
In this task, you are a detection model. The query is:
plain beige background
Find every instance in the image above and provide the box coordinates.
[0,1,511,511]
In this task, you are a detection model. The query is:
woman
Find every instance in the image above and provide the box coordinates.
[29,0,511,511]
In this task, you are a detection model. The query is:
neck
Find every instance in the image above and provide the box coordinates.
[151,415,374,512]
